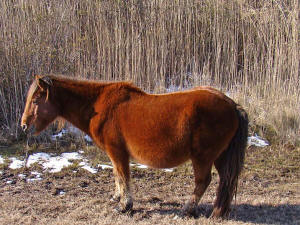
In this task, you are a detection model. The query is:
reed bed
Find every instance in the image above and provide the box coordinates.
[0,0,298,146]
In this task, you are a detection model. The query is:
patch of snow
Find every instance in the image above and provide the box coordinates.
[6,153,83,173]
[27,177,43,182]
[26,152,51,167]
[0,156,4,164]
[136,164,148,169]
[9,157,24,169]
[51,129,68,140]
[84,135,93,143]
[82,165,98,174]
[79,161,98,173]
[43,156,73,173]
[61,152,82,160]
[31,171,42,177]
[165,85,188,93]
[98,164,113,170]
[248,134,269,147]
[18,174,26,179]
[131,163,173,172]
[59,191,66,195]
[67,126,81,135]
[26,152,82,173]
[6,180,13,184]
[225,91,231,97]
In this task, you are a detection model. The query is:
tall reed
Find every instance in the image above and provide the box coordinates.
[0,0,298,145]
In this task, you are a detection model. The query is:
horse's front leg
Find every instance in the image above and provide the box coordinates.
[108,149,133,213]
[111,174,121,202]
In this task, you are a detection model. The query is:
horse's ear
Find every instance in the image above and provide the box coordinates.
[36,75,53,91]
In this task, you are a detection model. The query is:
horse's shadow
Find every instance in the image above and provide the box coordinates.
[133,201,300,224]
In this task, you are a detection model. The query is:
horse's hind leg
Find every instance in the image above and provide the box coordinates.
[183,157,212,216]
[108,149,133,213]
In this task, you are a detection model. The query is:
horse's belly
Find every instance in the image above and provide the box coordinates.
[127,143,191,168]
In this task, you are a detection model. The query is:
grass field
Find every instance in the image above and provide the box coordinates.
[0,144,299,225]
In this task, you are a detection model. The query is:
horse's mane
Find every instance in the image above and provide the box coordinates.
[44,74,145,97]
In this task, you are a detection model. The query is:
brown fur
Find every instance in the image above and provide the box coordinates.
[21,75,248,218]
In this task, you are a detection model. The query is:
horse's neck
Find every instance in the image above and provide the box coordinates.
[54,82,102,134]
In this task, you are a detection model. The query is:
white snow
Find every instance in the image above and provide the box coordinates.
[26,152,51,167]
[51,127,93,144]
[136,164,148,169]
[18,171,43,182]
[9,157,24,169]
[43,156,73,173]
[51,129,68,140]
[81,165,98,173]
[67,126,81,135]
[58,190,66,195]
[31,171,42,177]
[84,135,93,143]
[79,161,98,173]
[130,163,174,172]
[18,174,26,179]
[166,85,184,93]
[61,152,82,160]
[98,164,113,170]
[27,177,43,182]
[163,169,174,172]
[248,134,269,147]
[6,152,83,173]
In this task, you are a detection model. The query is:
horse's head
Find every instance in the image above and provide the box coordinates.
[21,75,59,135]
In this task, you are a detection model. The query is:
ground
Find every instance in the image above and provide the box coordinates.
[0,145,299,225]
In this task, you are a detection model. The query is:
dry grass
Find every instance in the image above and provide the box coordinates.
[0,145,299,225]
[0,0,299,146]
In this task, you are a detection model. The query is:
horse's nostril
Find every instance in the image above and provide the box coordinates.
[22,124,28,132]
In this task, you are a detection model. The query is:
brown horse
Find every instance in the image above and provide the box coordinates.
[21,75,248,218]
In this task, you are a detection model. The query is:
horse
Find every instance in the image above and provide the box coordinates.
[21,75,248,218]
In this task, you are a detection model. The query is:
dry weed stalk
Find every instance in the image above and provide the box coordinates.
[0,0,298,145]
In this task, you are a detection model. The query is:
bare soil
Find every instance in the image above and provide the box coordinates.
[0,146,299,225]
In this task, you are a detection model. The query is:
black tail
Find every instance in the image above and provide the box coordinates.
[212,105,248,218]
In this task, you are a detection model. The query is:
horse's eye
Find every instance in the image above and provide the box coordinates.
[32,99,38,104]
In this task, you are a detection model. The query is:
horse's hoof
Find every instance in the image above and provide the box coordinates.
[209,211,218,219]
[210,208,228,219]
[181,204,197,217]
[120,201,133,213]
[110,195,120,202]
[113,202,133,216]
